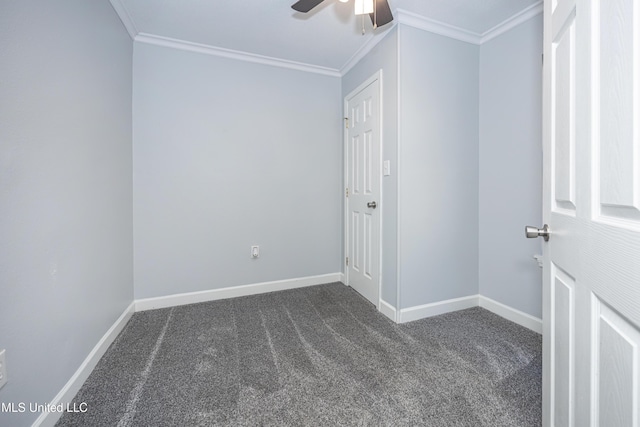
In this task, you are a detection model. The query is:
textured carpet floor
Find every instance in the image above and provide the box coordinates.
[57,283,541,426]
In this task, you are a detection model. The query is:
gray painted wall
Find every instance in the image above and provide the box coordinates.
[479,15,543,318]
[0,1,133,426]
[133,43,342,299]
[398,26,480,309]
[342,29,398,306]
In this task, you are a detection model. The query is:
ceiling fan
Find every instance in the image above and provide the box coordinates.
[291,0,393,30]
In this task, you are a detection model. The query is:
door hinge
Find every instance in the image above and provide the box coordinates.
[346,257,349,266]
[344,117,349,129]
[346,187,349,197]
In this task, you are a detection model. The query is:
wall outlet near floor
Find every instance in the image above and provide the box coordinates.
[251,245,259,258]
[0,349,7,389]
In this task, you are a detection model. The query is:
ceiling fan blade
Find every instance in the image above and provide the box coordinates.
[369,0,393,27]
[291,0,325,13]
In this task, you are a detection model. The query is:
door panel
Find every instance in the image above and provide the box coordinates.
[593,299,640,426]
[550,264,575,427]
[594,0,640,225]
[543,0,640,425]
[364,212,372,279]
[351,211,360,273]
[552,15,577,214]
[364,130,373,195]
[352,131,361,195]
[346,75,381,306]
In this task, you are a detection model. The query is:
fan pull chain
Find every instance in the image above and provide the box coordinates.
[362,14,365,34]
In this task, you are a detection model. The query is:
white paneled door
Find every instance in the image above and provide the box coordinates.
[542,0,640,425]
[345,73,381,307]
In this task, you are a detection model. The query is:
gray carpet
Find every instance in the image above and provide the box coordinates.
[57,282,541,426]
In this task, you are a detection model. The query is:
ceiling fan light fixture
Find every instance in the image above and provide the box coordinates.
[354,0,373,15]
[338,0,348,2]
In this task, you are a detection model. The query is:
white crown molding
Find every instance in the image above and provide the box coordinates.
[480,1,543,44]
[341,5,543,71]
[110,0,541,74]
[109,0,138,40]
[135,33,341,77]
[394,3,543,48]
[395,8,482,45]
[340,23,397,75]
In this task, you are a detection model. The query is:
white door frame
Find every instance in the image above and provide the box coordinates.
[343,70,384,310]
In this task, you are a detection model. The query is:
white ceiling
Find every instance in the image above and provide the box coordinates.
[114,0,540,71]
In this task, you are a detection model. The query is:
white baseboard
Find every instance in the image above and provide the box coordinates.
[135,273,343,311]
[479,295,542,334]
[398,295,480,323]
[396,294,542,333]
[33,302,135,427]
[378,299,397,322]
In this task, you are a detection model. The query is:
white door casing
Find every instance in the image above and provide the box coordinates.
[345,71,382,307]
[543,0,640,426]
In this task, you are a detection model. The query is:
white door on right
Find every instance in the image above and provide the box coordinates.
[542,0,640,426]
[543,0,640,427]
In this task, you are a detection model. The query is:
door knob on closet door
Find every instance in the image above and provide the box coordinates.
[525,224,550,241]
[367,201,377,209]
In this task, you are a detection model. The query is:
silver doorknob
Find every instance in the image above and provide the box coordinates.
[367,201,377,209]
[525,224,550,241]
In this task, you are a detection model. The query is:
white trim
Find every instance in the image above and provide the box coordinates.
[376,69,384,310]
[395,25,402,318]
[480,2,543,44]
[394,4,543,47]
[396,9,482,45]
[343,89,351,293]
[398,295,480,323]
[379,299,397,322]
[396,294,543,332]
[134,33,341,77]
[340,24,397,75]
[135,273,342,311]
[110,0,541,71]
[33,302,135,427]
[339,273,346,284]
[377,69,385,313]
[108,0,138,40]
[479,295,543,334]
